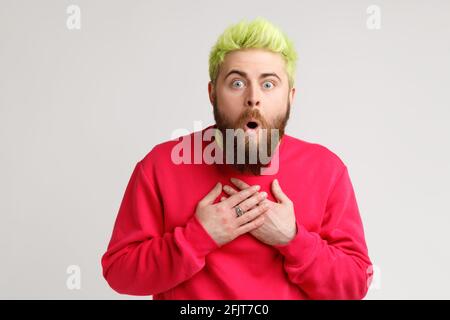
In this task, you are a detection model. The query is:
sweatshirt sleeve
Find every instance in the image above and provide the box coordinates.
[101,159,219,296]
[272,166,373,299]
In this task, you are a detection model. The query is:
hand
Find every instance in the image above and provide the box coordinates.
[195,182,269,246]
[220,178,297,246]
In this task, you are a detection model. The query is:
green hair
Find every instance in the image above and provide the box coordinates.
[209,17,298,89]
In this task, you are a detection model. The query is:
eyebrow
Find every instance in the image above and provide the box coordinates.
[224,69,282,82]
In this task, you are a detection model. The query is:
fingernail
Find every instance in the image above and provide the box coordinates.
[254,185,260,190]
[261,191,267,197]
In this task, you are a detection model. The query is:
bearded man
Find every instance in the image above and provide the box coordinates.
[101,17,373,300]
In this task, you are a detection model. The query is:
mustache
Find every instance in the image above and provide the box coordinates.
[212,97,290,132]
[237,109,269,128]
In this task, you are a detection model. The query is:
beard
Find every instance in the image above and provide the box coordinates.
[212,97,291,176]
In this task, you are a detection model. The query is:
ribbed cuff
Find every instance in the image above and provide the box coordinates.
[272,220,320,267]
[181,214,220,258]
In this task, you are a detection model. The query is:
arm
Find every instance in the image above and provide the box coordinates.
[273,166,373,299]
[101,160,219,296]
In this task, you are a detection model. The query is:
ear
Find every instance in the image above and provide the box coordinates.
[208,81,215,106]
[289,87,296,106]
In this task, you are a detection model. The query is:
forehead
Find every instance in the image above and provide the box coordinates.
[220,48,287,77]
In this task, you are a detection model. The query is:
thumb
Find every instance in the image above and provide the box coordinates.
[271,179,289,204]
[201,182,222,205]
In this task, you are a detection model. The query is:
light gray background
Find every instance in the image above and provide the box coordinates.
[1,0,449,299]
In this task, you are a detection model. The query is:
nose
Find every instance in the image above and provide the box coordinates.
[245,83,261,108]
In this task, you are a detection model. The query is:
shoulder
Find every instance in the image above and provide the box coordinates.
[283,134,347,173]
[138,128,199,172]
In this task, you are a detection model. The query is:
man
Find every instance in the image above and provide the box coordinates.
[101,17,373,300]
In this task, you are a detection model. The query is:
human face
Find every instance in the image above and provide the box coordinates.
[208,48,295,175]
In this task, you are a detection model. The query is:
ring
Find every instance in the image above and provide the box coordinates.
[235,206,245,218]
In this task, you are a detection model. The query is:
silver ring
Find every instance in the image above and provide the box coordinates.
[235,206,245,218]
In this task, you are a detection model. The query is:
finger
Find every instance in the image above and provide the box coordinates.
[236,214,265,236]
[237,191,267,212]
[271,179,290,204]
[236,201,269,226]
[200,182,222,206]
[220,196,227,202]
[224,184,260,208]
[223,184,238,196]
[230,177,251,190]
[259,199,273,208]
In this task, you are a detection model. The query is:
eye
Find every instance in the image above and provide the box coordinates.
[231,79,245,88]
[263,81,275,89]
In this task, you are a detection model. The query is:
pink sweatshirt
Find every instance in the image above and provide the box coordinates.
[101,124,373,299]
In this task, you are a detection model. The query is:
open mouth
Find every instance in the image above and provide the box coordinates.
[245,120,260,130]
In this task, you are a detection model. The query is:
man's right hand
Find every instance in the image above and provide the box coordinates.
[195,182,269,246]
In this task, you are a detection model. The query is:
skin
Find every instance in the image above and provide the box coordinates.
[195,183,269,246]
[221,178,297,246]
[195,48,298,246]
[208,48,295,137]
[209,48,295,175]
